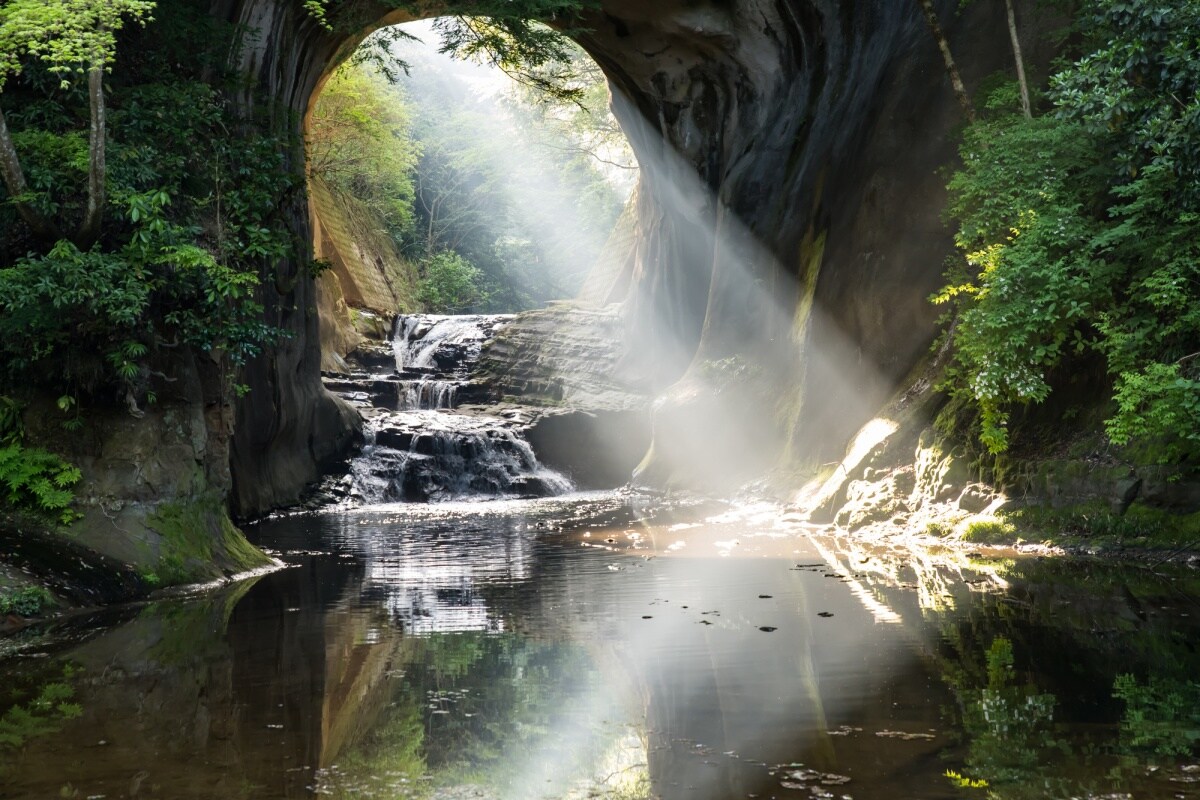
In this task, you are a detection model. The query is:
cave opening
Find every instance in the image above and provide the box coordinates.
[303,18,655,501]
[304,18,639,322]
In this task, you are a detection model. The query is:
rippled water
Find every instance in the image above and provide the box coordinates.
[3,493,1199,799]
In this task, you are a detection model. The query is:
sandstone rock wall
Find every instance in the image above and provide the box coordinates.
[216,0,1055,502]
[10,349,273,593]
[217,0,375,517]
[470,304,653,487]
[575,0,1061,482]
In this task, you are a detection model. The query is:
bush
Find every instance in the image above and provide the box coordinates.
[0,586,53,617]
[417,251,486,312]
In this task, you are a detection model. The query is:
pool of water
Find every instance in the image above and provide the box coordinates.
[2,493,1199,799]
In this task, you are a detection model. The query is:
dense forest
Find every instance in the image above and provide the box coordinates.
[933,0,1200,464]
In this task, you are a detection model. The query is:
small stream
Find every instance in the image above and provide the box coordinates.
[2,495,1200,799]
[3,317,1200,799]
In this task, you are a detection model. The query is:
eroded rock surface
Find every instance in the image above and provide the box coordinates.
[224,0,1057,501]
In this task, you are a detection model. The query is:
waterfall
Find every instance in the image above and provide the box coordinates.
[382,314,513,411]
[320,314,574,504]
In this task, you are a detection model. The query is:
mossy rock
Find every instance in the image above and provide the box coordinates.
[1003,501,1200,549]
[145,497,272,586]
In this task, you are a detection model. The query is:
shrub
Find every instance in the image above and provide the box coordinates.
[0,586,53,617]
[937,0,1200,459]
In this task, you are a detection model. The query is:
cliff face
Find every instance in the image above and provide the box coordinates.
[217,0,1048,501]
[574,0,1056,483]
[309,176,421,371]
[213,0,373,517]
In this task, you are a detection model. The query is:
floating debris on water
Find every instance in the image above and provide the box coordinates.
[875,730,936,740]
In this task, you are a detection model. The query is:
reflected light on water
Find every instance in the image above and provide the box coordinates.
[4,497,1199,800]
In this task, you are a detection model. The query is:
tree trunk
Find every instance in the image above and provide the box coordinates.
[1005,0,1032,118]
[914,0,977,124]
[75,63,107,248]
[0,103,64,242]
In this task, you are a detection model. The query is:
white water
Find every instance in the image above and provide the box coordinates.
[329,314,573,503]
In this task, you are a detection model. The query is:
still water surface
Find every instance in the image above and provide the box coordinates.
[3,493,1199,799]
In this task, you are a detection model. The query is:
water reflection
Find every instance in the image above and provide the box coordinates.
[2,495,1199,800]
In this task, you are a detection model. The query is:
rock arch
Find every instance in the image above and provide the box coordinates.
[221,0,1039,511]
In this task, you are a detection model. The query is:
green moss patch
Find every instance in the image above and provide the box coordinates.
[145,497,272,586]
[1003,502,1200,551]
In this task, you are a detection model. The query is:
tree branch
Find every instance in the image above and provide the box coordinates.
[914,0,977,124]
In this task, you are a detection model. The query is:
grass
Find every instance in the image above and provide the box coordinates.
[920,500,1200,554]
[960,519,1017,544]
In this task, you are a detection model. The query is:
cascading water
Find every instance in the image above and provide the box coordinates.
[389,314,504,411]
[320,314,573,504]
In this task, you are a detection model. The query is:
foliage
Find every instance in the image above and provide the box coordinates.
[0,396,23,444]
[506,38,637,178]
[0,0,155,90]
[960,518,1016,544]
[0,444,80,525]
[936,0,1200,458]
[944,769,989,789]
[1113,673,1200,757]
[417,251,486,312]
[0,7,298,403]
[308,63,419,236]
[0,396,79,524]
[949,637,1067,795]
[307,0,598,99]
[394,40,626,310]
[1002,501,1200,546]
[1,0,613,406]
[0,586,53,617]
[432,11,591,103]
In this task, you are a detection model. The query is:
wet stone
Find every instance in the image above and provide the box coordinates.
[315,314,575,505]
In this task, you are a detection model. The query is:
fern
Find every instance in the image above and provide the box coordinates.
[0,444,81,524]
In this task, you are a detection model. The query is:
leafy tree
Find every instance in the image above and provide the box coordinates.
[308,63,419,238]
[0,6,296,410]
[936,0,1200,459]
[417,250,486,312]
[507,40,638,179]
[392,36,625,310]
[0,0,154,246]
[308,0,600,100]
